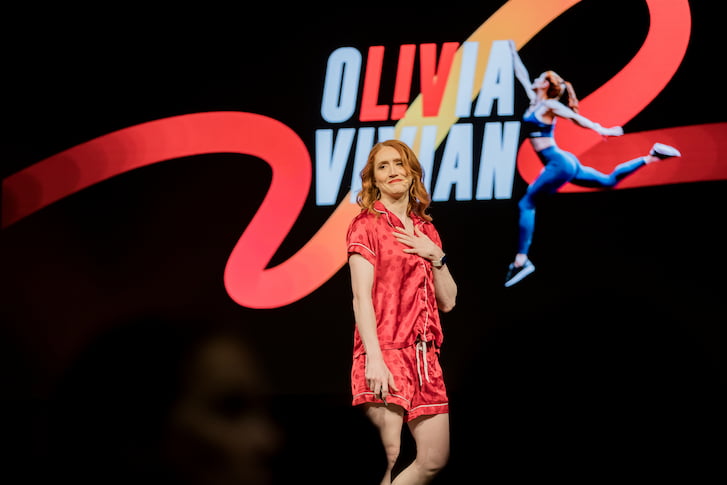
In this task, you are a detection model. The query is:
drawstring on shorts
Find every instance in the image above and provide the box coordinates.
[415,337,431,387]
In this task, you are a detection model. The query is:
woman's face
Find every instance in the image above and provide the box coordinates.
[373,145,413,202]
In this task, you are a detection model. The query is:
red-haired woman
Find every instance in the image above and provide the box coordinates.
[505,40,681,287]
[346,139,458,484]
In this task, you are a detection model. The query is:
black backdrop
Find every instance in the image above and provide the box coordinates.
[2,2,725,483]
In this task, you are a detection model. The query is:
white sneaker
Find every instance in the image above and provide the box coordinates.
[650,143,681,159]
[504,259,535,287]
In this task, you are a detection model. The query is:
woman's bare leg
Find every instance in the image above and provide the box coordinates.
[365,403,406,485]
[392,413,450,485]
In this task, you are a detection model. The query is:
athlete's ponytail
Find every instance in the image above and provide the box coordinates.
[562,80,579,113]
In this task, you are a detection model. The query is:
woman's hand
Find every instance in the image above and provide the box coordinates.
[365,355,398,402]
[395,225,458,312]
[393,226,443,262]
[599,125,624,137]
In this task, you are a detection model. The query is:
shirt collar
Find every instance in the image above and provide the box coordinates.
[372,200,424,228]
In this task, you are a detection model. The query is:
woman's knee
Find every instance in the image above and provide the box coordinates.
[518,196,536,212]
[415,449,448,478]
[415,436,449,475]
[383,443,401,466]
[426,445,449,471]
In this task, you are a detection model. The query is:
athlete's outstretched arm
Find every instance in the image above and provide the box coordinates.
[508,40,535,103]
[548,100,623,137]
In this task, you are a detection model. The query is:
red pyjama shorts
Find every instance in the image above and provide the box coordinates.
[351,340,449,422]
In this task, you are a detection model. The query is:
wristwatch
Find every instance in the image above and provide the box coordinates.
[431,254,447,268]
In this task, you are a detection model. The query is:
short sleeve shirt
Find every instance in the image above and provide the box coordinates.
[346,200,444,356]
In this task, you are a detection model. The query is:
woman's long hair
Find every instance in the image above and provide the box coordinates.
[543,70,579,113]
[356,139,432,222]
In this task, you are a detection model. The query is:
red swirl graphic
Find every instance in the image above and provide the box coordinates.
[1,112,359,308]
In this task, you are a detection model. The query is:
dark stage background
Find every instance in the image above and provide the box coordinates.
[2,2,725,483]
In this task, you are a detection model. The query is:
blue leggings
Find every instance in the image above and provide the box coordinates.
[517,145,647,255]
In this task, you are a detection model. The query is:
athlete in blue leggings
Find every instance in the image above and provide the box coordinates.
[504,40,681,287]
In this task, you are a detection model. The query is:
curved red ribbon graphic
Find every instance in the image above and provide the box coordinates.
[2,112,308,229]
[1,112,358,308]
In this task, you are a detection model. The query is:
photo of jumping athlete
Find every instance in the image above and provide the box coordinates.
[504,40,682,287]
